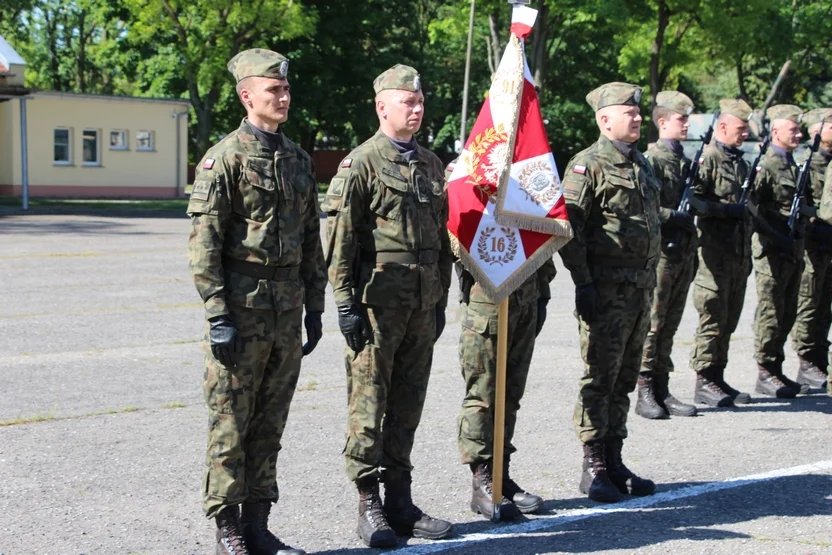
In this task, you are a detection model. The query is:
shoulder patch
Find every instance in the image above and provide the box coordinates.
[328,177,347,197]
[203,158,215,170]
[572,164,587,175]
[698,157,704,165]
[341,158,352,168]
[756,165,762,172]
[190,179,213,201]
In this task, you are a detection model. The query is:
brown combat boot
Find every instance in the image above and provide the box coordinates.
[382,472,453,540]
[755,364,797,398]
[240,502,305,555]
[653,372,697,416]
[715,367,751,405]
[579,440,621,503]
[635,372,669,419]
[215,506,249,555]
[693,367,733,407]
[604,437,655,497]
[796,356,828,389]
[356,477,397,548]
[469,462,521,520]
[503,456,544,514]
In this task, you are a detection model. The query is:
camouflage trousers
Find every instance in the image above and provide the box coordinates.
[202,305,303,519]
[753,253,803,368]
[641,249,697,374]
[791,245,832,368]
[690,247,751,373]
[457,298,537,465]
[574,282,651,443]
[344,304,435,482]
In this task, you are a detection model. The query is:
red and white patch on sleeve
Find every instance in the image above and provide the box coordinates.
[572,164,587,175]
[698,157,705,165]
[203,158,215,169]
[341,158,352,168]
[756,165,762,172]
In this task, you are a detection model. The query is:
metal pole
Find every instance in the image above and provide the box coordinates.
[459,0,476,150]
[19,97,29,210]
[174,111,188,197]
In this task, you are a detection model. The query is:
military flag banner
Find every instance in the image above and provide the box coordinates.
[446,4,572,303]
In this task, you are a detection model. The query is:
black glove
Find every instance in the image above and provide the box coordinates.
[575,283,599,324]
[666,210,696,233]
[808,220,832,242]
[458,268,475,304]
[208,315,241,368]
[301,311,323,356]
[721,203,746,220]
[535,298,548,337]
[435,306,446,341]
[338,304,369,353]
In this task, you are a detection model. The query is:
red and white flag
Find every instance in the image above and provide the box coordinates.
[446,4,572,302]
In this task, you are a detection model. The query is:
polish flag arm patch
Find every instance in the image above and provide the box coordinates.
[203,158,215,169]
[698,157,704,165]
[572,164,587,175]
[341,158,352,168]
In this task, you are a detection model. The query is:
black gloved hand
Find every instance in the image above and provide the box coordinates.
[721,203,746,220]
[338,304,369,353]
[535,298,548,337]
[208,315,241,368]
[667,210,696,233]
[575,283,599,325]
[459,271,475,305]
[435,306,446,341]
[301,311,323,356]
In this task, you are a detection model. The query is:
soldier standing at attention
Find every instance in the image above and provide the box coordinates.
[636,91,699,420]
[817,133,832,394]
[559,82,660,503]
[322,64,454,548]
[187,49,326,555]
[791,108,832,390]
[688,99,754,407]
[750,105,808,397]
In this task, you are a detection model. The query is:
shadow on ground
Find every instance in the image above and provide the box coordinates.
[696,393,832,415]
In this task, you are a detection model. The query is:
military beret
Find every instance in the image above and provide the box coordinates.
[585,82,642,112]
[227,49,289,83]
[802,108,832,128]
[374,64,421,94]
[719,98,753,121]
[766,104,803,123]
[655,91,694,116]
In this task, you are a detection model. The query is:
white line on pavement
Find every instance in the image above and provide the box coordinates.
[389,459,832,554]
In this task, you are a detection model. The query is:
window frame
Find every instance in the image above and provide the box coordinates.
[136,130,155,152]
[53,127,72,166]
[109,129,128,151]
[82,128,101,167]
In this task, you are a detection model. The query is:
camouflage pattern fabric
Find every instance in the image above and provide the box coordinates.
[373,64,421,94]
[187,118,326,519]
[689,142,752,373]
[752,148,805,368]
[456,261,556,464]
[227,48,289,82]
[821,161,832,388]
[322,130,453,482]
[791,149,832,368]
[559,135,661,442]
[585,82,641,111]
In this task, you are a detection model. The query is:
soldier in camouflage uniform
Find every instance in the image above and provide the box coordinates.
[689,99,754,408]
[791,108,832,390]
[559,82,660,503]
[818,147,832,394]
[636,91,699,420]
[749,104,808,397]
[187,49,326,555]
[322,65,454,548]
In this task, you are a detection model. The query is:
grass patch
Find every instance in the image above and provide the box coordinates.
[0,195,189,211]
[162,402,187,409]
[318,182,329,193]
[298,379,319,392]
[0,410,57,427]
[106,406,140,414]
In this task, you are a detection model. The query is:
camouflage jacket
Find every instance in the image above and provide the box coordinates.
[819,159,832,224]
[797,148,832,250]
[753,147,802,256]
[559,135,662,288]
[692,142,751,255]
[645,139,698,252]
[459,258,557,308]
[186,118,327,320]
[322,130,453,310]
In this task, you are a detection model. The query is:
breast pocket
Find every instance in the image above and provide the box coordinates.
[238,159,277,222]
[775,179,796,211]
[714,168,740,202]
[371,173,409,221]
[601,174,640,217]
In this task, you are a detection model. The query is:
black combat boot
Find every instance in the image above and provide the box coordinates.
[503,456,544,514]
[605,437,656,497]
[635,372,669,419]
[356,477,397,548]
[382,473,453,540]
[755,364,797,398]
[469,462,521,520]
[715,367,751,404]
[579,440,621,503]
[796,356,828,389]
[653,372,697,416]
[215,506,250,555]
[778,373,809,395]
[693,368,733,407]
[240,502,305,555]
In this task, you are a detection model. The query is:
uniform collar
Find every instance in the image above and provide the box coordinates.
[598,135,631,165]
[658,138,685,159]
[373,129,424,164]
[239,118,290,157]
[770,143,795,166]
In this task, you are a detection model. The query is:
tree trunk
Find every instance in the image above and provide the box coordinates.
[648,0,670,142]
[77,9,87,93]
[488,11,501,74]
[530,0,548,90]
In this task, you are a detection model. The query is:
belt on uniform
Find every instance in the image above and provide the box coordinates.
[588,255,655,270]
[223,257,300,281]
[361,250,440,264]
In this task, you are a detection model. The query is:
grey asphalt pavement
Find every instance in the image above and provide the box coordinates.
[0,213,830,555]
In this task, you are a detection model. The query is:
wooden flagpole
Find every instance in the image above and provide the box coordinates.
[491,297,509,521]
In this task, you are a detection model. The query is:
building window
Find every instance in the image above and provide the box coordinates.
[136,130,154,151]
[82,129,100,166]
[54,128,71,164]
[109,129,128,150]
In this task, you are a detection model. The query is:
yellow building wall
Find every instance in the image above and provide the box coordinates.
[10,92,189,197]
[0,100,16,187]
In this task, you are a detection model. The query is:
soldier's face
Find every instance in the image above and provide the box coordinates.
[719,114,749,147]
[241,77,291,127]
[600,105,642,143]
[772,120,802,151]
[812,124,832,149]
[660,112,689,140]
[378,90,425,139]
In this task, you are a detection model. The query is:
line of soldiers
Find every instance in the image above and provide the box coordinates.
[186,47,832,555]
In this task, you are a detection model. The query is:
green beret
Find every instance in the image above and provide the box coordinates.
[227,49,289,83]
[719,99,753,121]
[802,108,832,128]
[585,82,642,112]
[374,64,421,94]
[766,104,803,123]
[655,91,694,116]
